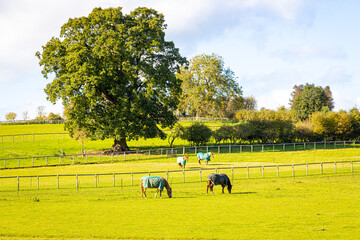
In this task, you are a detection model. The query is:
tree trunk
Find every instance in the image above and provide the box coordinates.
[111,138,130,152]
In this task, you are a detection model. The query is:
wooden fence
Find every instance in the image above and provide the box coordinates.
[1,141,360,169]
[0,160,358,192]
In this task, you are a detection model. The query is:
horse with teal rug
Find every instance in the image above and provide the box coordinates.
[140,175,172,198]
[206,173,232,194]
[197,152,214,165]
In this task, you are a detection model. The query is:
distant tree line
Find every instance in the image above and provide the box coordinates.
[173,108,360,146]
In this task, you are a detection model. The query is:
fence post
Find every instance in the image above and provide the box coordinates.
[76,174,79,189]
[321,162,323,174]
[113,173,115,187]
[335,161,337,174]
[166,171,169,181]
[293,143,295,151]
[277,165,279,177]
[251,145,253,152]
[17,176,20,191]
[351,161,354,173]
[218,145,220,154]
[95,174,97,188]
[131,173,134,186]
[207,146,209,152]
[304,142,306,150]
[73,156,75,164]
[195,146,197,154]
[229,145,231,153]
[306,163,308,175]
[3,159,6,168]
[283,144,285,151]
[262,145,264,153]
[262,166,265,178]
[183,147,185,155]
[247,167,249,179]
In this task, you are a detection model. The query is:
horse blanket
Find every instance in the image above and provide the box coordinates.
[197,152,212,162]
[207,173,230,186]
[140,176,166,191]
[177,156,186,165]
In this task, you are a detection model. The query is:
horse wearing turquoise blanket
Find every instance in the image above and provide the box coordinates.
[140,175,172,199]
[197,152,214,165]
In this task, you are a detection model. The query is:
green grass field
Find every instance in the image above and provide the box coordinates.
[1,124,360,239]
[0,174,359,239]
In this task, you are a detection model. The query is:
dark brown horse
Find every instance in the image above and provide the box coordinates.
[206,173,232,194]
[140,175,172,198]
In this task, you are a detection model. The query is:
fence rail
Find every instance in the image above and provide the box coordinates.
[1,160,359,192]
[1,141,360,169]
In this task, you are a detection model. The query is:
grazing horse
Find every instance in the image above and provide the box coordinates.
[197,152,214,165]
[140,175,172,199]
[206,173,232,194]
[177,155,189,169]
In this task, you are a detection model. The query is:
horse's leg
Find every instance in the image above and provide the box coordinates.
[140,181,145,198]
[221,185,225,194]
[178,163,182,168]
[207,180,210,193]
[210,185,214,194]
[198,159,201,165]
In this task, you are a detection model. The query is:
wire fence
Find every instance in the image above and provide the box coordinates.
[1,160,359,192]
[1,141,360,169]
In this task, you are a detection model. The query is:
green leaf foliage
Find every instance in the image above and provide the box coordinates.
[36,7,186,147]
[177,54,242,118]
[291,83,333,121]
[181,123,212,146]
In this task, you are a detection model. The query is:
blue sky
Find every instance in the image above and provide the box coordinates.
[0,0,359,120]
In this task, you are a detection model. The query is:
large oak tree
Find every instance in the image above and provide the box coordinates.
[36,7,186,151]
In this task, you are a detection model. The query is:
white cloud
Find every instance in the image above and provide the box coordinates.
[273,45,347,62]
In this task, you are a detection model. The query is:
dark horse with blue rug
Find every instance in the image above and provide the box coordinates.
[140,175,172,198]
[207,173,232,194]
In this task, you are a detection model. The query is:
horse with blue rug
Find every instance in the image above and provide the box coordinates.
[197,152,214,165]
[207,173,232,194]
[140,175,172,198]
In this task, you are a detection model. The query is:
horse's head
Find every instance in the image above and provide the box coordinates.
[167,188,172,198]
[227,184,232,194]
[210,152,214,158]
[183,155,188,161]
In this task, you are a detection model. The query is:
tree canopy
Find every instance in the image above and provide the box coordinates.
[36,7,186,151]
[177,54,242,118]
[290,83,334,121]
